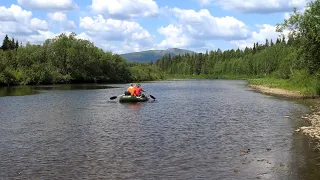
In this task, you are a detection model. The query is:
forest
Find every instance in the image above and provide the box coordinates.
[0,0,319,95]
[0,33,164,85]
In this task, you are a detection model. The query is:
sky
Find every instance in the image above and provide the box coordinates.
[0,0,308,54]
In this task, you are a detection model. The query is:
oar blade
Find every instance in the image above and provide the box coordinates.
[110,96,118,100]
[149,95,156,100]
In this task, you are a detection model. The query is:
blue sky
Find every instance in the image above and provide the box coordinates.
[0,0,308,54]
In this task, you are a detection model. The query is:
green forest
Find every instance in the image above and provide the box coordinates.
[1,0,320,95]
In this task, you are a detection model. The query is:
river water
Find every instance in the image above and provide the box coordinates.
[1,80,320,179]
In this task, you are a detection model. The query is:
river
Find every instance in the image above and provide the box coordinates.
[1,80,320,179]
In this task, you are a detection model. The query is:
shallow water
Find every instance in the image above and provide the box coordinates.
[1,80,320,179]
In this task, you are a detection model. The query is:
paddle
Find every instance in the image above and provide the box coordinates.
[142,90,156,100]
[110,96,118,100]
[110,94,124,100]
[149,94,156,100]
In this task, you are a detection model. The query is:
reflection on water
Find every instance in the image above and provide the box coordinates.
[0,86,39,96]
[127,102,142,109]
[1,80,320,179]
[0,84,118,97]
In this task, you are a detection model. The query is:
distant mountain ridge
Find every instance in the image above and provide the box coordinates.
[120,48,196,63]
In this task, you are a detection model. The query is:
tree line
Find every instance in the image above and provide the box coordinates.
[0,33,140,85]
[0,33,164,86]
[156,36,293,78]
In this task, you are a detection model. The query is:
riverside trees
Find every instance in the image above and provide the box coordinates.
[0,33,131,85]
[156,38,291,77]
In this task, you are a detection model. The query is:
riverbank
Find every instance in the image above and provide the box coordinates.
[296,100,320,141]
[248,84,306,99]
[248,82,320,142]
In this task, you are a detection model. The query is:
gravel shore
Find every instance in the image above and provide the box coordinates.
[248,84,320,141]
[296,101,320,140]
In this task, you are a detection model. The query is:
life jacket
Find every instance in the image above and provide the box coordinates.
[135,87,142,96]
[127,86,135,96]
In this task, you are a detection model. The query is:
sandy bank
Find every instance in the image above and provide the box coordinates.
[248,84,305,99]
[248,84,320,141]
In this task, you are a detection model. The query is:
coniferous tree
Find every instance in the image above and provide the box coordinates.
[10,37,15,50]
[281,36,286,44]
[1,34,11,51]
[265,39,269,47]
[15,40,19,49]
[255,42,259,51]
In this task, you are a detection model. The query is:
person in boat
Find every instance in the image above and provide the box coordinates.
[125,83,135,96]
[134,84,145,97]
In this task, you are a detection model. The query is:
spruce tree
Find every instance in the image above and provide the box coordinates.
[1,34,10,51]
[10,37,15,50]
[265,39,269,47]
[270,39,274,46]
[15,40,19,49]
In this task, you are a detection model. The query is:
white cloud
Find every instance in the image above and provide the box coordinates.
[79,15,154,53]
[284,12,291,19]
[102,41,154,54]
[0,6,15,21]
[101,43,120,52]
[1,4,32,24]
[63,21,76,30]
[157,24,215,52]
[48,12,76,30]
[75,32,92,41]
[157,24,195,48]
[0,4,54,45]
[171,8,250,40]
[0,22,34,36]
[231,24,289,49]
[0,5,49,35]
[157,8,250,50]
[197,0,212,6]
[79,15,153,44]
[198,0,306,13]
[90,0,159,19]
[17,0,77,11]
[30,18,49,31]
[27,30,57,44]
[48,12,67,22]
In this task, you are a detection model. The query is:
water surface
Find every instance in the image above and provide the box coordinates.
[1,80,320,179]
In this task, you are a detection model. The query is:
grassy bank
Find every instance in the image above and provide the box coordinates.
[248,72,320,97]
[163,71,320,98]
[164,74,250,80]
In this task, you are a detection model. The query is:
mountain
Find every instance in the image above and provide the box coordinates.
[120,48,196,63]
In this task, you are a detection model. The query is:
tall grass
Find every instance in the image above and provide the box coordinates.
[248,70,320,96]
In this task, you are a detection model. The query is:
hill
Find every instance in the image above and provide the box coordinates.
[120,48,196,63]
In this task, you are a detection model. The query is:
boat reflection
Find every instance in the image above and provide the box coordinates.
[128,102,141,109]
